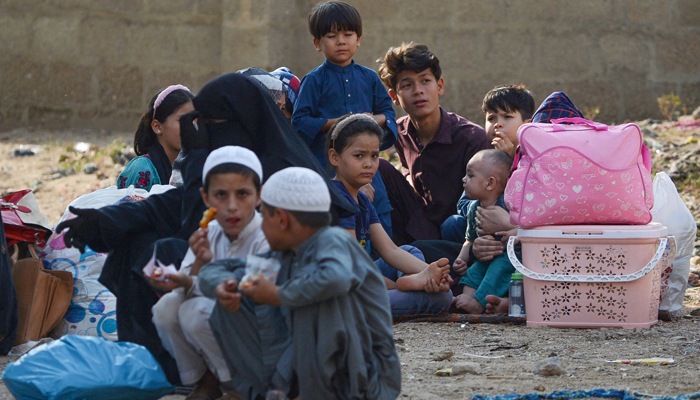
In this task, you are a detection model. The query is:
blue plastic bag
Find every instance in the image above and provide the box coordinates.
[1,335,174,400]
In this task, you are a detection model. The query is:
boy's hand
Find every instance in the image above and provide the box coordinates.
[189,228,213,265]
[215,278,241,312]
[453,258,468,275]
[239,277,281,306]
[145,271,191,292]
[491,132,516,157]
[359,184,375,202]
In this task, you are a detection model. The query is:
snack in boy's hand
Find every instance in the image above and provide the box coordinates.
[152,267,163,278]
[199,207,218,228]
[239,273,265,289]
[239,256,281,289]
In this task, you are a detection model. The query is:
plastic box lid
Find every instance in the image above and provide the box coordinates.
[517,223,667,239]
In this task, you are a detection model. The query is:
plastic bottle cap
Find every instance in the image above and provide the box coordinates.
[511,273,524,280]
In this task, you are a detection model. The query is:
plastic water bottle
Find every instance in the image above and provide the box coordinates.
[508,273,526,318]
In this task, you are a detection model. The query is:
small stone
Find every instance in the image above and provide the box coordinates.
[690,256,700,266]
[435,368,452,376]
[432,349,454,361]
[642,127,658,138]
[82,163,98,174]
[534,357,568,376]
[534,386,546,392]
[451,362,481,376]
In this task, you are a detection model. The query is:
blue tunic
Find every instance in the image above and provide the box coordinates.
[292,60,398,169]
[333,180,380,254]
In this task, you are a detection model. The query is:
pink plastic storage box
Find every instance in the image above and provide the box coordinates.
[507,223,676,329]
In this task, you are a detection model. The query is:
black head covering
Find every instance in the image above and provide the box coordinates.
[190,72,357,218]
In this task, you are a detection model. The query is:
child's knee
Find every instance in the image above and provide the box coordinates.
[178,297,214,336]
[152,294,182,330]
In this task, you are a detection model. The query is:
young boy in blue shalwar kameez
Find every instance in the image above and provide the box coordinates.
[292,1,397,238]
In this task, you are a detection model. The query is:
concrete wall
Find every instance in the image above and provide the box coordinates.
[1,0,699,132]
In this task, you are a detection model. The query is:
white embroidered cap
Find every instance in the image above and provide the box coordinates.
[261,167,331,212]
[202,146,263,183]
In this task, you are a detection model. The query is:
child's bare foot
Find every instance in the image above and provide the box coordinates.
[453,293,485,314]
[484,295,509,314]
[396,258,450,292]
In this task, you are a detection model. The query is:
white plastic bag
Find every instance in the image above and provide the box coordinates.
[650,172,697,312]
[239,255,281,289]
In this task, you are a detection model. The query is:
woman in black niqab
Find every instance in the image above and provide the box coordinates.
[180,72,356,224]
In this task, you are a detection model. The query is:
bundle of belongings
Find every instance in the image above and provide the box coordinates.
[1,185,172,354]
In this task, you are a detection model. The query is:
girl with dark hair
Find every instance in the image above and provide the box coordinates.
[117,85,194,190]
[327,113,455,318]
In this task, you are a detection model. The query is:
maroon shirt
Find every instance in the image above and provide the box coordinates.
[395,107,491,229]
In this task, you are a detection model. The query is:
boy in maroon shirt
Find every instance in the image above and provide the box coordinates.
[377,42,491,244]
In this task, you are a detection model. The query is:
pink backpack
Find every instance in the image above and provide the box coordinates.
[504,117,653,228]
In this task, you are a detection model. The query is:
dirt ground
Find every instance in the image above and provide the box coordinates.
[1,129,700,399]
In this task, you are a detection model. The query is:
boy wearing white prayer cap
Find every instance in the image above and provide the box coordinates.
[199,167,401,400]
[149,146,269,400]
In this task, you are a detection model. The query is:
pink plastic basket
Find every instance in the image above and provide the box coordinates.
[507,223,675,329]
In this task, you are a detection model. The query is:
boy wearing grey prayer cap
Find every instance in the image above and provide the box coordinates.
[199,167,401,400]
